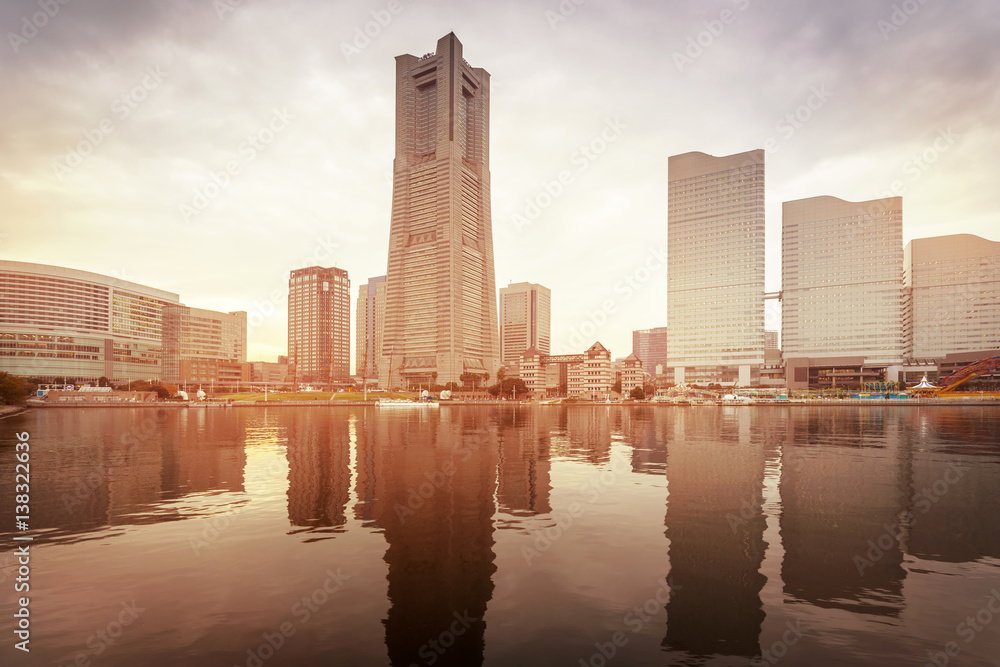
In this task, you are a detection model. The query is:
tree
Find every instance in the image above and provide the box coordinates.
[488,377,528,399]
[0,372,31,405]
[629,386,646,401]
[612,380,622,394]
[98,376,111,387]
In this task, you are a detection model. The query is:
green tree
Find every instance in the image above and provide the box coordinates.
[0,372,31,405]
[629,386,646,401]
[612,380,622,394]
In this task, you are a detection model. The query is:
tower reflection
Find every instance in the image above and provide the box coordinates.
[779,408,907,616]
[663,407,768,658]
[368,407,499,667]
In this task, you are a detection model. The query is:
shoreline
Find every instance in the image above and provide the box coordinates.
[0,405,29,418]
[20,399,1000,409]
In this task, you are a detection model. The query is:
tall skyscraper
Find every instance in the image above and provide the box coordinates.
[632,326,668,377]
[499,282,551,369]
[356,275,387,381]
[782,196,904,365]
[904,234,1000,358]
[667,150,765,386]
[379,33,500,388]
[287,265,350,385]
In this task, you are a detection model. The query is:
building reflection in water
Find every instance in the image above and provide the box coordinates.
[779,408,907,616]
[623,407,669,476]
[364,407,499,667]
[663,407,768,659]
[562,406,616,463]
[0,408,246,544]
[496,408,552,516]
[284,411,351,537]
[904,409,1000,563]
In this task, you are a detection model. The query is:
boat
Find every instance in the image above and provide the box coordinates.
[376,399,440,408]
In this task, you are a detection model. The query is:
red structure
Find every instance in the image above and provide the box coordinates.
[935,356,1000,393]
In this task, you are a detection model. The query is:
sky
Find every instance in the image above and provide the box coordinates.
[2,0,998,369]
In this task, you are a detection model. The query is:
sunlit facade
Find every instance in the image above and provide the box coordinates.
[904,234,1000,358]
[288,265,351,384]
[499,282,551,370]
[162,305,248,384]
[356,275,386,381]
[0,260,179,381]
[379,33,500,388]
[667,150,765,386]
[782,196,904,365]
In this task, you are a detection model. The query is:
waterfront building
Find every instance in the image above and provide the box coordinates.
[379,33,501,388]
[632,327,668,377]
[287,265,351,385]
[667,150,766,386]
[567,342,613,400]
[620,352,645,396]
[904,234,1000,359]
[782,196,904,389]
[356,275,387,383]
[162,305,248,385]
[0,260,179,382]
[500,282,551,373]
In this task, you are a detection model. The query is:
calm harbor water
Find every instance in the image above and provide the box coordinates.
[2,405,1000,666]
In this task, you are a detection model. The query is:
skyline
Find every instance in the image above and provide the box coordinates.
[2,1,998,368]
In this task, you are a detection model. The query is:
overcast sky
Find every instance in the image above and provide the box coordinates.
[2,0,998,368]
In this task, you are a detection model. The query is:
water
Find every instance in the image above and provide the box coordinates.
[2,405,999,666]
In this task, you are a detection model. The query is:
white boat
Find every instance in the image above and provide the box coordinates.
[376,399,440,408]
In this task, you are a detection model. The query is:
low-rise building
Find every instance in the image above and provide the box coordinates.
[567,342,613,400]
[621,353,645,396]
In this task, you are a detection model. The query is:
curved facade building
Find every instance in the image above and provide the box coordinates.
[0,261,179,382]
[1,261,247,384]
